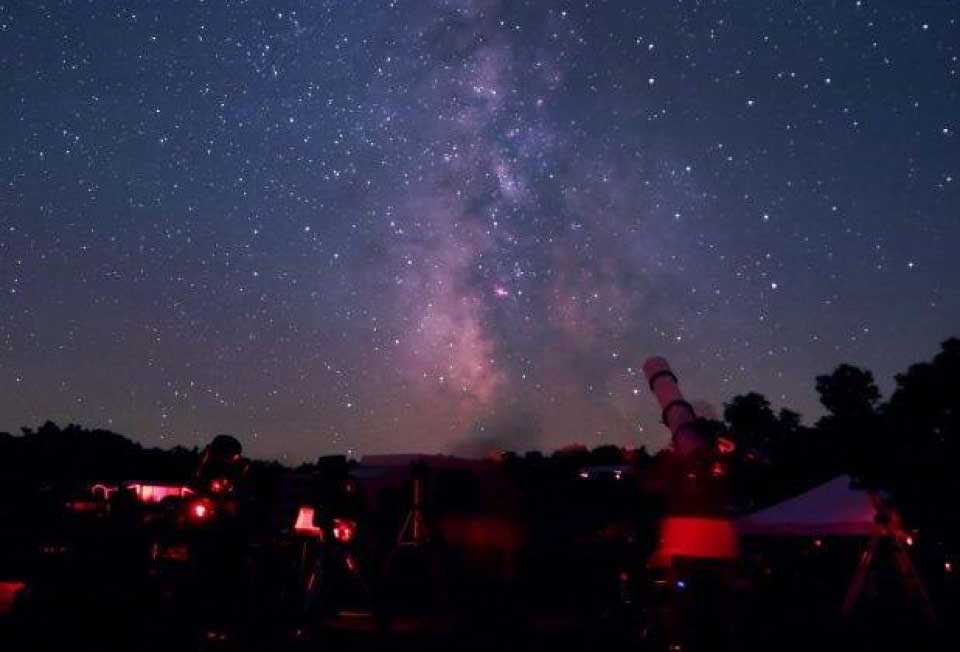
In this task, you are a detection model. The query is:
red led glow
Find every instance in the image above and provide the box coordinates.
[90,483,118,500]
[332,518,356,543]
[716,437,736,455]
[150,542,190,562]
[209,478,230,494]
[66,499,101,513]
[438,515,524,551]
[293,506,325,538]
[652,516,738,565]
[128,483,194,503]
[0,581,26,615]
[188,498,214,522]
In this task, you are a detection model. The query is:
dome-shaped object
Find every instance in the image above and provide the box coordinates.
[208,434,242,460]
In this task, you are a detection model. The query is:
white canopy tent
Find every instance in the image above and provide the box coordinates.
[737,475,934,620]
[738,475,878,537]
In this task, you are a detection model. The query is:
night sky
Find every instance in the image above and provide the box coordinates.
[1,1,957,462]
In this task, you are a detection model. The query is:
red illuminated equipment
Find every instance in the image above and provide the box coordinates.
[209,477,232,494]
[293,506,325,538]
[90,483,119,500]
[396,463,429,547]
[842,500,933,620]
[332,518,356,543]
[187,498,214,522]
[642,356,739,566]
[651,517,739,566]
[196,434,247,495]
[738,476,935,620]
[0,581,26,615]
[127,483,194,504]
[716,437,736,455]
[66,499,104,514]
[151,542,191,562]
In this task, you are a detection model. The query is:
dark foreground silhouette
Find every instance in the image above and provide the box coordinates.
[2,338,959,651]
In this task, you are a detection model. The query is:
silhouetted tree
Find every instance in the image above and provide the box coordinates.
[692,417,727,447]
[589,444,624,466]
[724,392,782,456]
[776,408,802,436]
[814,364,882,484]
[881,339,960,538]
[816,364,881,421]
[0,421,200,496]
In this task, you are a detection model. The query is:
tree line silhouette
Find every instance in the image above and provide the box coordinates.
[705,337,960,544]
[1,338,957,542]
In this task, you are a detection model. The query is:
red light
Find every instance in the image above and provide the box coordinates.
[128,483,194,503]
[813,538,823,548]
[945,562,953,573]
[332,518,356,543]
[209,478,231,494]
[716,437,736,455]
[188,498,214,522]
[90,483,117,500]
[293,506,325,538]
[651,516,738,566]
[905,536,914,547]
[66,499,101,513]
[710,461,725,478]
[150,542,190,562]
[0,581,26,615]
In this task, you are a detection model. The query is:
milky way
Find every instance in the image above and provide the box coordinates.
[1,1,958,461]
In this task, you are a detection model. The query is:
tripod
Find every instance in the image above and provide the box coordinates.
[841,504,935,623]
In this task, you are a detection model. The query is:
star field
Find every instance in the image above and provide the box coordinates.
[1,1,958,461]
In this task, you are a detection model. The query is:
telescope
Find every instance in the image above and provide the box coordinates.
[642,357,737,565]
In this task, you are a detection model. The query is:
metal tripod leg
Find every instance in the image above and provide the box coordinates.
[891,539,936,623]
[842,534,879,616]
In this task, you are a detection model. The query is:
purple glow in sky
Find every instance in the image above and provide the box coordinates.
[1,1,958,462]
